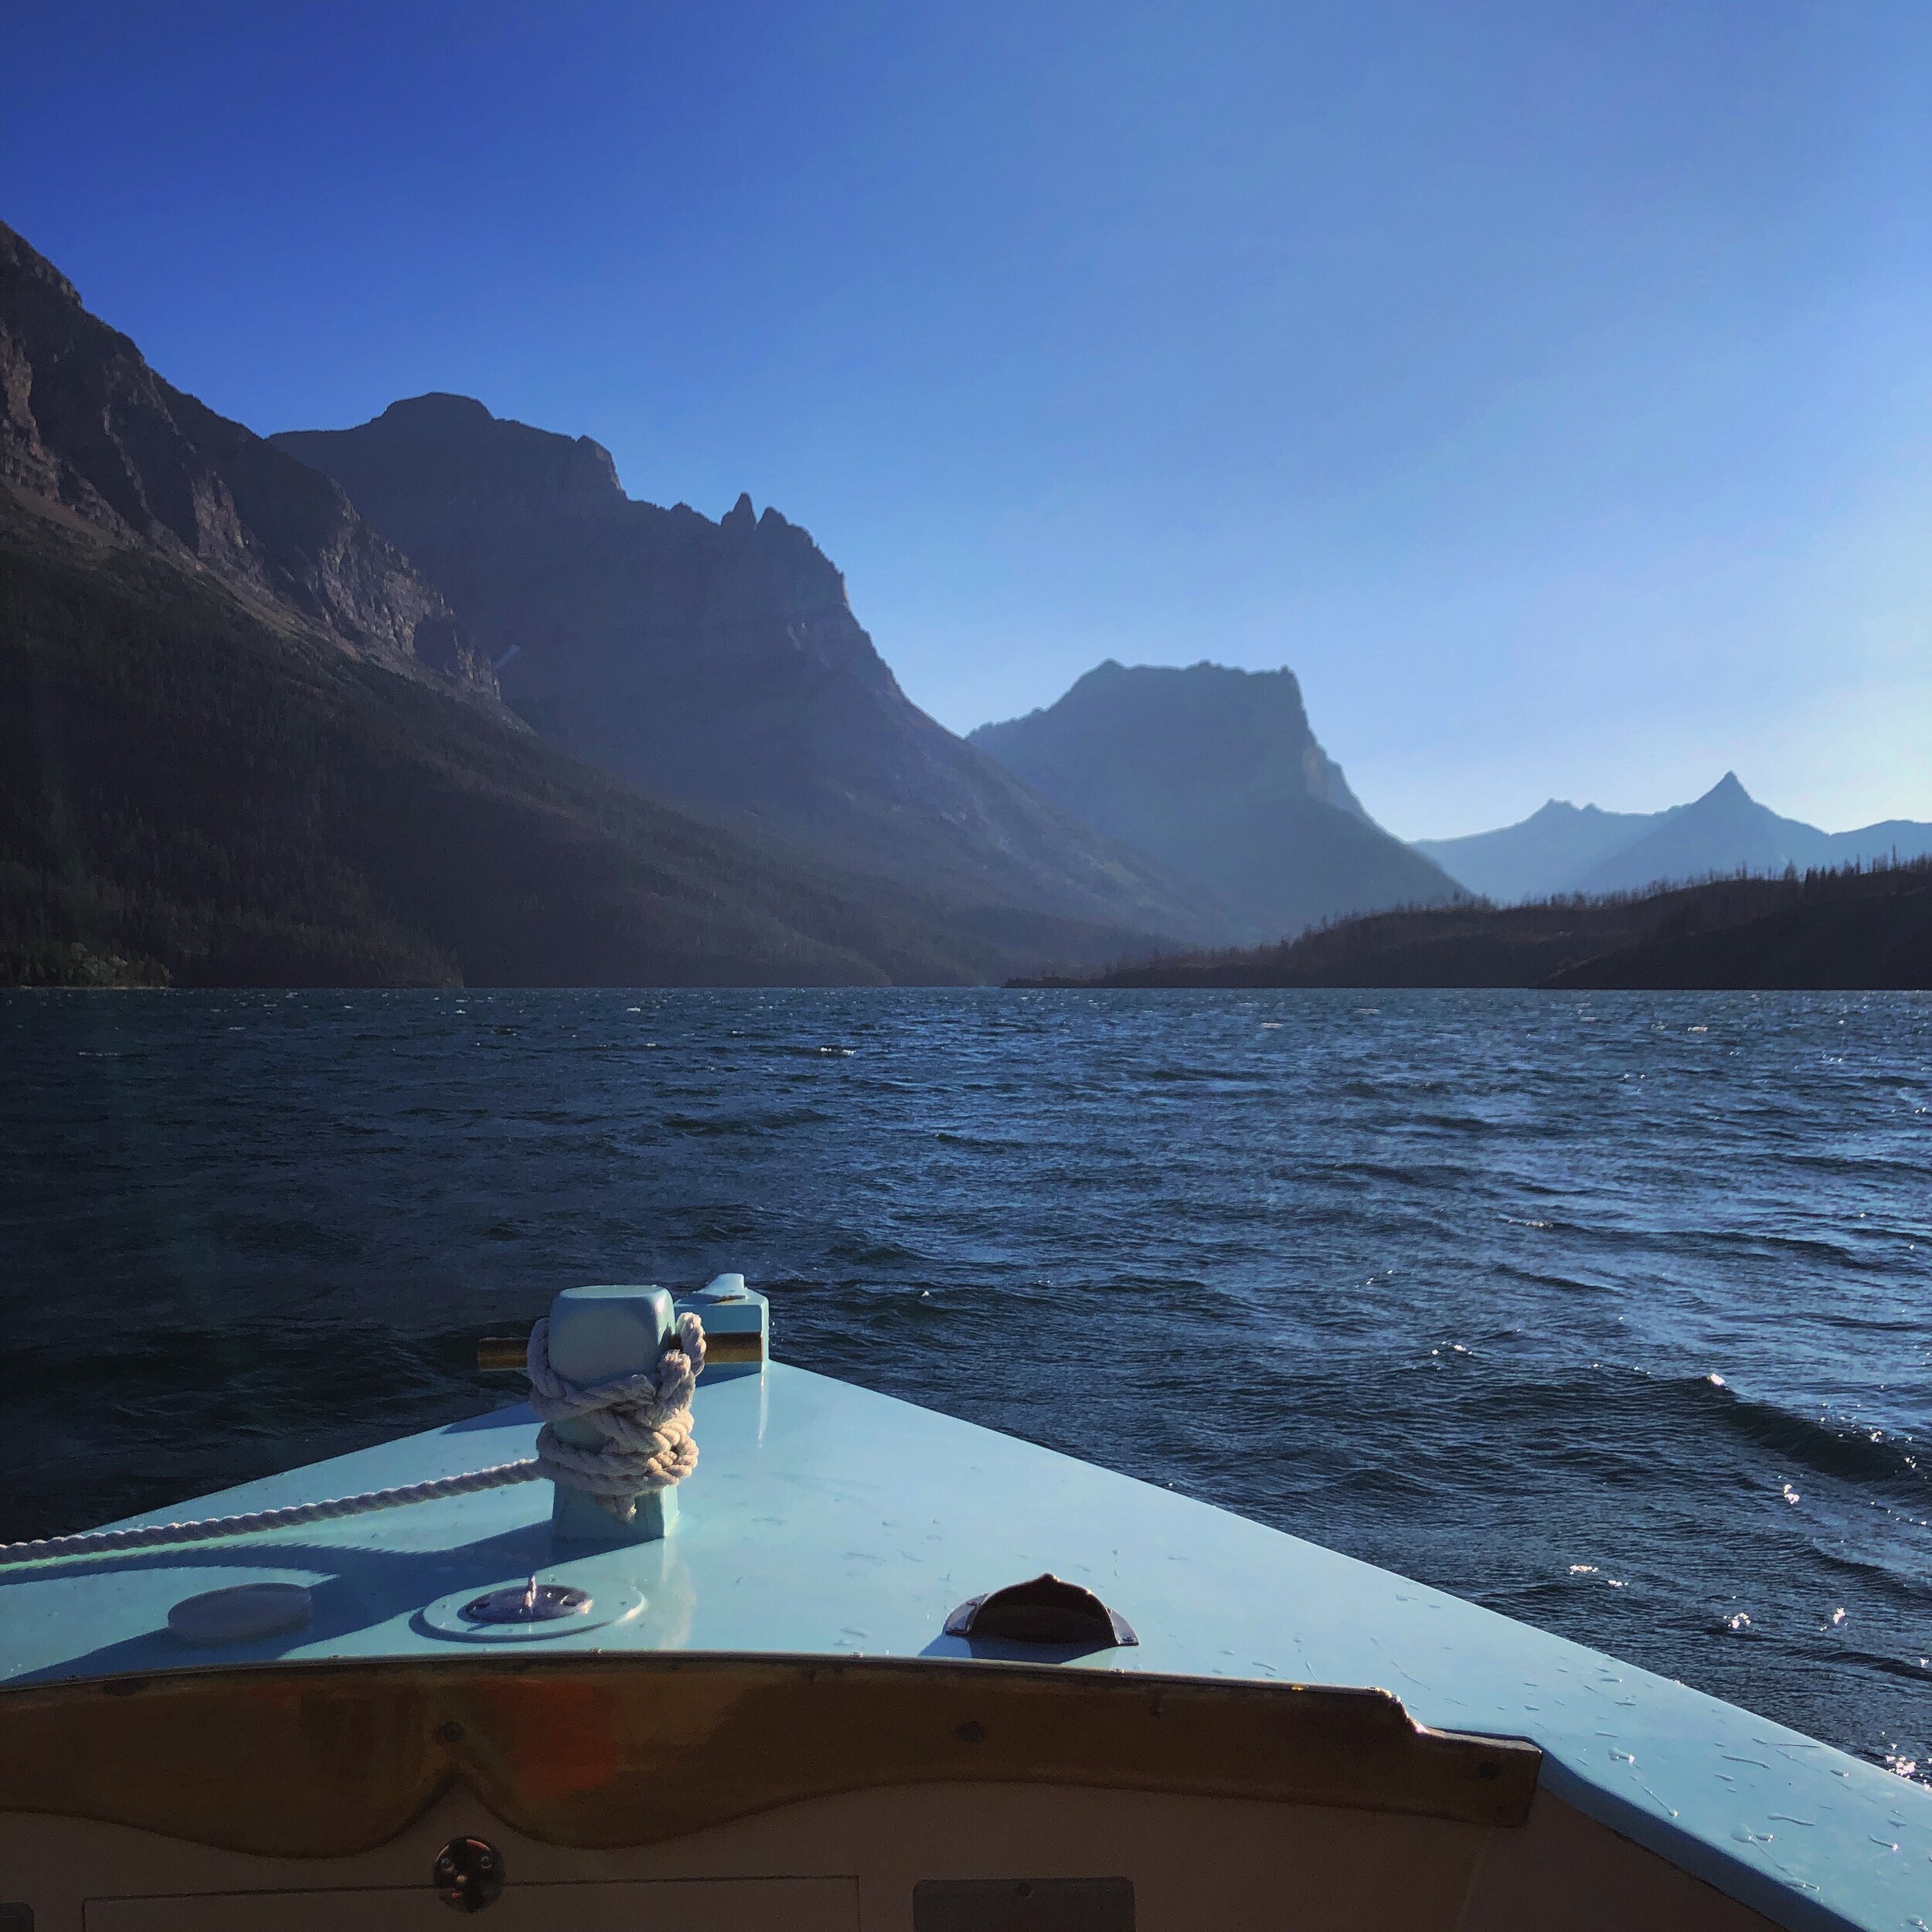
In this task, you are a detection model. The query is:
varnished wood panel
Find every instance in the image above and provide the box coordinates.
[0,1654,1539,1859]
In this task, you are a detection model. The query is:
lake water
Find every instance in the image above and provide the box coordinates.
[4,986,1927,1778]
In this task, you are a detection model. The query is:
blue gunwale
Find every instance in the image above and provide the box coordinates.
[2,1362,1926,1931]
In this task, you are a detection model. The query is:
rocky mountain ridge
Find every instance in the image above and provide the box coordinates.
[0,219,1209,986]
[274,398,1234,946]
[0,222,496,699]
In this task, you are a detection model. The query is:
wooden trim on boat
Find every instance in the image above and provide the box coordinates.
[0,1655,1539,1858]
[697,1330,763,1365]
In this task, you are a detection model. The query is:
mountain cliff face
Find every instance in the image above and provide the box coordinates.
[272,398,1233,944]
[970,661,1463,938]
[0,223,495,698]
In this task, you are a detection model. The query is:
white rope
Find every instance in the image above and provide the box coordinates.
[0,1311,709,1565]
[0,1460,541,1567]
[526,1310,707,1522]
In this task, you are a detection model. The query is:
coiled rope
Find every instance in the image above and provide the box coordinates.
[0,1314,707,1567]
[528,1308,707,1522]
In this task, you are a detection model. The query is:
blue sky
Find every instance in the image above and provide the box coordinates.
[7,1,1930,836]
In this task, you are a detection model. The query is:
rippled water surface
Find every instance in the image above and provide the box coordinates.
[4,987,1927,1774]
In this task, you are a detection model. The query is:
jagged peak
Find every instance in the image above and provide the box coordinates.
[723,491,757,529]
[1701,771,1753,804]
[0,218,85,308]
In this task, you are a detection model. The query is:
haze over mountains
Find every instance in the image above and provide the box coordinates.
[1418,774,1932,903]
[971,662,1462,937]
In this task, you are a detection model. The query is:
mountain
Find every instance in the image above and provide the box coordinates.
[0,500,927,985]
[1419,777,1932,902]
[0,222,496,700]
[1413,799,1682,902]
[0,221,1209,987]
[1573,773,1831,895]
[1830,819,1932,868]
[271,399,1233,947]
[968,661,1463,938]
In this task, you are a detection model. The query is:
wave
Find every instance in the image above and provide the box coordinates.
[1383,1362,1923,1502]
[1143,1063,1261,1084]
[1686,1376,1923,1490]
[1799,1543,1932,1607]
[821,1233,930,1267]
[658,1107,832,1137]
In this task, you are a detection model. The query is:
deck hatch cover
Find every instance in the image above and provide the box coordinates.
[944,1574,1137,1649]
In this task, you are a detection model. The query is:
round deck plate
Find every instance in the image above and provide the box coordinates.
[168,1581,314,1646]
[418,1577,645,1643]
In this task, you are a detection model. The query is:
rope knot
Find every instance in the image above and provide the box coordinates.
[526,1311,707,1522]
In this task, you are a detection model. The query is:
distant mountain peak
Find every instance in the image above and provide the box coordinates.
[723,490,757,530]
[1566,774,1829,896]
[1415,793,1684,901]
[1415,772,1932,903]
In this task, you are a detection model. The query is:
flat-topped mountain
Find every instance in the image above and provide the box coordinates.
[970,660,1462,937]
[272,399,1232,945]
[0,223,495,699]
[1419,774,1932,902]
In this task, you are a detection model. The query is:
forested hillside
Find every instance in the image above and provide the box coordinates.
[1016,862,1932,991]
